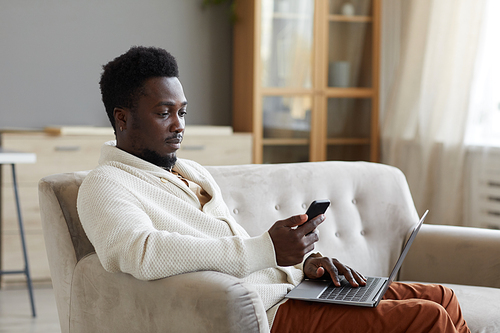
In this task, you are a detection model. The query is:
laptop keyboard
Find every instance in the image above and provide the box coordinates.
[319,277,379,302]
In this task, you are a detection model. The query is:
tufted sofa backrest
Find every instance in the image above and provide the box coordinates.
[39,161,419,296]
[206,161,420,277]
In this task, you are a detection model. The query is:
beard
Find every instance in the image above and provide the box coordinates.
[138,148,177,170]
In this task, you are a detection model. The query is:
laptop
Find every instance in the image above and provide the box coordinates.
[285,210,429,308]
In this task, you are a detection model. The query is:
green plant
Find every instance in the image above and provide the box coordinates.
[202,0,237,23]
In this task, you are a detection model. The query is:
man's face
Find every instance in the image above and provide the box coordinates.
[116,76,187,169]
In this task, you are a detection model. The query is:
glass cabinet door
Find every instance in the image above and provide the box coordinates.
[327,0,373,88]
[325,0,375,162]
[327,98,371,138]
[260,0,315,88]
[260,0,315,163]
[326,97,371,160]
[263,96,312,140]
[262,95,311,163]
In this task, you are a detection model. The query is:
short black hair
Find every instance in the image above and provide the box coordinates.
[99,46,179,130]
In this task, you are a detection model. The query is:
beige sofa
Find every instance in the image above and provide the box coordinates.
[38,161,500,333]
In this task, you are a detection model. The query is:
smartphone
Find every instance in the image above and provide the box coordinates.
[305,199,331,222]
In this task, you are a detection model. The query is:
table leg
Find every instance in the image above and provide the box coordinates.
[10,164,36,317]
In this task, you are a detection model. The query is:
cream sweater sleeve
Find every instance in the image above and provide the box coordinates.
[77,173,277,281]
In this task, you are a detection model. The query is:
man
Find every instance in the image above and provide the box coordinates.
[77,46,469,332]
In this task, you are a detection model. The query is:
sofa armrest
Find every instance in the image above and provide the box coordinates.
[69,254,269,333]
[400,224,500,288]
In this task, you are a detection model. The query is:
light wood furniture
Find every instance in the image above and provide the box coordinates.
[0,148,37,316]
[0,131,115,285]
[233,0,380,164]
[0,128,251,284]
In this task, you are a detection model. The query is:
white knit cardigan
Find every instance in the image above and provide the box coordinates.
[77,141,304,325]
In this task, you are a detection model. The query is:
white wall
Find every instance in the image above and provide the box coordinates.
[0,0,232,129]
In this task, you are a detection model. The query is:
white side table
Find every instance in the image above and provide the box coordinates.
[0,148,37,317]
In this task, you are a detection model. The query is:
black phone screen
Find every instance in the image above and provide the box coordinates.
[305,199,331,222]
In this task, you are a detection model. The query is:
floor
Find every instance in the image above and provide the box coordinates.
[0,284,60,333]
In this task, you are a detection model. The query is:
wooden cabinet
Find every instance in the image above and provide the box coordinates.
[233,0,380,164]
[178,127,253,166]
[0,128,251,284]
[0,132,115,284]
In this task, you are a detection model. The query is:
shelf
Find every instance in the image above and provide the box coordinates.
[272,12,311,20]
[327,138,370,145]
[263,138,309,146]
[261,87,314,96]
[260,87,373,97]
[329,15,372,23]
[325,88,374,98]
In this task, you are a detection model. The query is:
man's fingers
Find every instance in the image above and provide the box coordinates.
[304,261,322,278]
[298,215,325,236]
[270,214,325,267]
[304,257,368,289]
[322,261,341,286]
[276,213,325,233]
[304,229,319,243]
[312,266,325,279]
[352,270,367,286]
[342,269,359,287]
[278,214,308,228]
[332,260,367,287]
[270,214,321,266]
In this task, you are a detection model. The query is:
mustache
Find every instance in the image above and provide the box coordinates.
[164,134,183,142]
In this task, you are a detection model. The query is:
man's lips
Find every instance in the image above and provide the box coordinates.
[165,135,183,145]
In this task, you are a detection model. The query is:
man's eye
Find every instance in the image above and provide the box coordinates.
[179,110,187,117]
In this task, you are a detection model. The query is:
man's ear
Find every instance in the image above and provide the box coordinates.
[114,107,128,131]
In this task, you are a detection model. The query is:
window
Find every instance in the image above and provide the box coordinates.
[465,0,500,147]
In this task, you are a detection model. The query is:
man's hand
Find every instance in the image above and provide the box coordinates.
[304,255,367,287]
[268,214,324,267]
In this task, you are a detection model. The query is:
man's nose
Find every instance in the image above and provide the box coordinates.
[170,114,185,133]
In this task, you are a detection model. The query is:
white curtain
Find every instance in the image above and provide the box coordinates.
[465,0,500,147]
[381,0,485,225]
[462,0,500,228]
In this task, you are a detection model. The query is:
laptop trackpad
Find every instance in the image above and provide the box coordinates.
[287,280,330,298]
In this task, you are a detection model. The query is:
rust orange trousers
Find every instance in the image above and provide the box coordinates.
[271,282,470,333]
